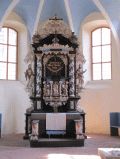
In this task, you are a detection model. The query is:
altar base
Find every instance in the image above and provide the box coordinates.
[30,138,84,147]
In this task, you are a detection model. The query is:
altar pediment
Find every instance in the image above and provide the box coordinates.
[37,15,72,39]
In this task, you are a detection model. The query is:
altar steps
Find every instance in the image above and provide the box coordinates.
[30,138,84,147]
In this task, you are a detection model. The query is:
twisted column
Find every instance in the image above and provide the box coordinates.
[69,55,75,97]
[36,55,42,97]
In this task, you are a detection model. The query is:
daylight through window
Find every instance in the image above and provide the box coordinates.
[0,27,17,80]
[92,27,111,80]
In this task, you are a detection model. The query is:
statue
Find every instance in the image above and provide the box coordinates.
[61,81,68,96]
[25,64,34,93]
[53,81,59,96]
[43,81,51,96]
[70,32,78,44]
[30,120,39,141]
[76,64,86,92]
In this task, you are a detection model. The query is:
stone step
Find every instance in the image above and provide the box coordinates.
[30,138,84,147]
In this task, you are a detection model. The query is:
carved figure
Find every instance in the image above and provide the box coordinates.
[25,64,34,91]
[32,121,39,136]
[25,64,34,80]
[76,64,86,89]
[70,32,78,44]
[43,82,51,96]
[53,81,59,96]
[61,81,68,96]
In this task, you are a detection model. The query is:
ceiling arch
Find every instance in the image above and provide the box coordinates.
[69,0,99,35]
[0,0,20,28]
[0,0,120,43]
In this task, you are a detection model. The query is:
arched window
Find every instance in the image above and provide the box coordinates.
[92,27,111,80]
[0,27,17,80]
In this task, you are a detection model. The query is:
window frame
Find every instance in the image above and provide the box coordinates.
[0,26,18,80]
[91,27,112,81]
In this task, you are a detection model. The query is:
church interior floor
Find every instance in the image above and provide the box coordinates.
[0,134,119,159]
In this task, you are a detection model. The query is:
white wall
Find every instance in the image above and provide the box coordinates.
[0,12,31,134]
[0,81,30,134]
[79,12,120,134]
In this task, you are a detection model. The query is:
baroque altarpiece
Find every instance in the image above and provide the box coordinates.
[24,16,86,147]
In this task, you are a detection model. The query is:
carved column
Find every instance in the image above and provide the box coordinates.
[69,54,75,97]
[59,81,62,96]
[49,81,53,97]
[36,54,42,97]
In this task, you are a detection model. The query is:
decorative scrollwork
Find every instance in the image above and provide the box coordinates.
[37,15,72,39]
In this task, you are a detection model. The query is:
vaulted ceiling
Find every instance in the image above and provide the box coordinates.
[0,0,120,42]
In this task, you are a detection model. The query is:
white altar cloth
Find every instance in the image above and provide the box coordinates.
[46,113,66,130]
[98,148,120,159]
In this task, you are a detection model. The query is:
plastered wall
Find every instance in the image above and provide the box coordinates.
[0,12,31,134]
[79,12,120,134]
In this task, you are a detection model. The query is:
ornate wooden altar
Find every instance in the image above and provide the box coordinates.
[24,16,86,147]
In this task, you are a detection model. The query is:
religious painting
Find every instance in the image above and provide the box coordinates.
[45,55,65,80]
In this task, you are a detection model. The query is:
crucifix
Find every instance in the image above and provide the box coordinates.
[49,14,63,43]
[49,14,63,21]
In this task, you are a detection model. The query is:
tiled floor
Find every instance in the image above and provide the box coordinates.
[0,134,119,159]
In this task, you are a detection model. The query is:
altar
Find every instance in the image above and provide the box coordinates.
[23,15,86,147]
[30,112,85,137]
